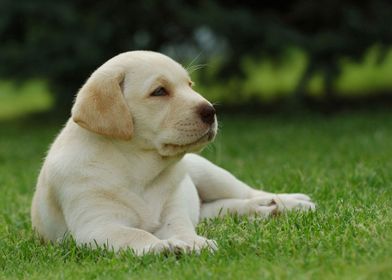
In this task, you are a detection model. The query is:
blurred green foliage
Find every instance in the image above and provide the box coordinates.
[1,0,392,111]
[335,47,392,96]
[0,80,52,119]
[1,46,392,120]
[192,46,392,104]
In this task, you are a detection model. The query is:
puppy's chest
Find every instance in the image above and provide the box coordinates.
[120,160,186,233]
[135,176,181,232]
[139,187,169,232]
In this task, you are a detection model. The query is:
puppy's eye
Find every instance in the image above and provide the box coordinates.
[150,86,168,97]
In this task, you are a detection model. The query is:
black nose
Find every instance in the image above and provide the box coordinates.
[198,104,216,125]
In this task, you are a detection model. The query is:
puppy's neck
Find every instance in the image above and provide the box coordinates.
[109,137,183,184]
[68,119,183,186]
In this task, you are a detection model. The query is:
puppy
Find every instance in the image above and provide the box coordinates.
[31,51,315,255]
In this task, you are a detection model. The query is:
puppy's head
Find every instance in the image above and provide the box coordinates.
[72,51,217,157]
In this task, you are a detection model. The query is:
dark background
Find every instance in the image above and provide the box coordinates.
[1,0,392,115]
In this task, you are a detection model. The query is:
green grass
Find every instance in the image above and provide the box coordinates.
[1,110,392,279]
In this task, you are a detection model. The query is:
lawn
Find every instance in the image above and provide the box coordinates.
[0,110,392,279]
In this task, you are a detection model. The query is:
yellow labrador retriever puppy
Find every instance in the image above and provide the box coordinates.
[31,51,315,255]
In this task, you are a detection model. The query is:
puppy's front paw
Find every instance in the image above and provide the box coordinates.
[176,235,218,253]
[136,238,191,255]
[191,236,218,253]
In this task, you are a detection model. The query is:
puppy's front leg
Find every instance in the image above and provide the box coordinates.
[154,175,218,253]
[61,189,190,255]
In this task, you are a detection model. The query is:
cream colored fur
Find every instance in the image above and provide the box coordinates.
[31,51,315,255]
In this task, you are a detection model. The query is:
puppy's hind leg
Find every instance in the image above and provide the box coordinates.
[200,197,277,219]
[183,153,269,202]
[183,154,315,216]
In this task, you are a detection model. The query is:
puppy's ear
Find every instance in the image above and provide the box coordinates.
[72,69,133,140]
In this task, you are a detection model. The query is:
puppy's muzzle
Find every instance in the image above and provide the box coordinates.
[197,104,216,126]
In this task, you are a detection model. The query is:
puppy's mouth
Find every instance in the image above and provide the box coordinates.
[164,129,215,150]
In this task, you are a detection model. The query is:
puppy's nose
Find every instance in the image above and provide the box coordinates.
[197,104,216,125]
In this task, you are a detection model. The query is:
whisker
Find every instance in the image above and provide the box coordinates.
[187,64,208,74]
[186,52,203,71]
